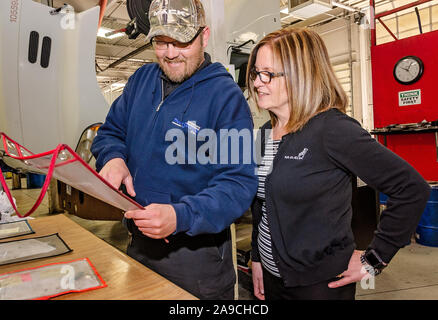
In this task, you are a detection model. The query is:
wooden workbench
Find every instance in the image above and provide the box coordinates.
[0,214,196,300]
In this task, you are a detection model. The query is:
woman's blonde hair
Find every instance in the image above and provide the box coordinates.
[246,27,348,132]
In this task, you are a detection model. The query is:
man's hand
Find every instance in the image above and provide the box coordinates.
[252,261,265,300]
[98,158,136,197]
[124,203,177,239]
[328,250,370,288]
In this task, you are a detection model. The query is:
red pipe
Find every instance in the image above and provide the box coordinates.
[98,0,107,29]
[370,0,376,46]
[377,17,398,41]
[105,28,126,37]
[375,0,433,19]
[370,0,433,46]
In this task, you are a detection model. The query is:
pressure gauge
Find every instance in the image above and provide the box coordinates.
[393,55,424,85]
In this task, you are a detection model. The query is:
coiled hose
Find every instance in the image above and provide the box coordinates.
[126,0,153,35]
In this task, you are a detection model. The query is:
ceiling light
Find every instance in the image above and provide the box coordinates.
[103,82,126,93]
[111,83,126,89]
[332,1,356,12]
[288,0,332,19]
[97,27,124,39]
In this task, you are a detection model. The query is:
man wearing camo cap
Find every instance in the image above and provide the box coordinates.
[92,0,257,300]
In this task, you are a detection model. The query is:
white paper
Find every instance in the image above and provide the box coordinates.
[0,239,55,262]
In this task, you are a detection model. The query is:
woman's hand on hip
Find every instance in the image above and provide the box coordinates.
[328,250,371,288]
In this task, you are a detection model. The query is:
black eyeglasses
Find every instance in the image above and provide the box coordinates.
[249,69,285,84]
[152,27,205,51]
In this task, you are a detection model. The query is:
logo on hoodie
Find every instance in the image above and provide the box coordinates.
[172,118,200,135]
[284,148,309,160]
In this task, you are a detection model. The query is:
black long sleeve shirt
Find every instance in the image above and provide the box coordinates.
[251,108,431,287]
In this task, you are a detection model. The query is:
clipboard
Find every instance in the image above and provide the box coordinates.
[0,132,144,218]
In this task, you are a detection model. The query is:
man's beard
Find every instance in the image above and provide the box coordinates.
[158,48,204,83]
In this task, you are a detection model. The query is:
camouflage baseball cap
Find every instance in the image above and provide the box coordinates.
[146,0,206,44]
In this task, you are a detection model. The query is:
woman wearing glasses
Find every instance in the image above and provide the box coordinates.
[247,28,430,300]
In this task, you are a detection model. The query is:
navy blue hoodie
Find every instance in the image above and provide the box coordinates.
[92,62,257,236]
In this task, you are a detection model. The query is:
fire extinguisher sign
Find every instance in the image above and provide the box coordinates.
[398,89,421,106]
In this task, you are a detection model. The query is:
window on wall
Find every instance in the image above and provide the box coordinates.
[333,62,353,116]
[376,0,438,45]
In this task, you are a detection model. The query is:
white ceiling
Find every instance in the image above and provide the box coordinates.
[44,0,433,89]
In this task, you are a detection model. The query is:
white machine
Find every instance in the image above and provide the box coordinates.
[221,0,280,129]
[0,0,109,153]
[0,0,281,154]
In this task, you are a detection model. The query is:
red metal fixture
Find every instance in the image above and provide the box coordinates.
[370,0,433,46]
[98,0,107,29]
[370,0,438,181]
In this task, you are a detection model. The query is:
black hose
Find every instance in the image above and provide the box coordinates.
[126,0,153,35]
[415,7,423,34]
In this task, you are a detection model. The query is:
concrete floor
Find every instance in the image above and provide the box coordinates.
[3,177,438,300]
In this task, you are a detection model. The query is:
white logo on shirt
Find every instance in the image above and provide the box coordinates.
[284,148,309,160]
